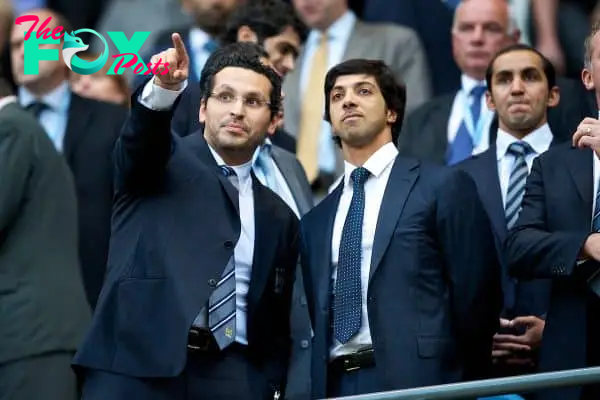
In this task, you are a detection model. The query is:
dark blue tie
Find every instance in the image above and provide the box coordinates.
[505,142,534,229]
[443,0,461,9]
[593,182,600,232]
[333,167,370,344]
[446,85,487,165]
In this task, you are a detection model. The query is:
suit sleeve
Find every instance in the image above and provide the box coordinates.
[0,124,32,234]
[390,26,432,115]
[113,79,187,195]
[436,169,502,380]
[506,156,590,280]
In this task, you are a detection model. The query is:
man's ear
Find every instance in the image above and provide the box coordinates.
[547,86,560,108]
[199,98,207,123]
[386,109,397,125]
[583,67,595,91]
[237,26,258,43]
[485,90,496,112]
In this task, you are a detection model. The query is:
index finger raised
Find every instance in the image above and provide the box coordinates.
[172,33,188,59]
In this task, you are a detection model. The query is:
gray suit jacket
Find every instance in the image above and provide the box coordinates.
[270,145,314,400]
[283,19,433,177]
[0,100,91,365]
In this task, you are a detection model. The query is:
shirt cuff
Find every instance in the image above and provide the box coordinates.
[138,78,188,110]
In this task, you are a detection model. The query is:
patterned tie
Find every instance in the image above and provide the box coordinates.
[446,85,487,165]
[254,144,279,193]
[333,167,370,344]
[208,165,238,349]
[26,101,48,119]
[505,142,534,229]
[592,181,600,232]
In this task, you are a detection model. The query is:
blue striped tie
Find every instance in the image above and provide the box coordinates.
[592,182,600,232]
[208,165,238,349]
[333,167,370,344]
[505,142,533,229]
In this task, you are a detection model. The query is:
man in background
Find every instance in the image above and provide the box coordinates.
[0,75,90,400]
[10,8,128,309]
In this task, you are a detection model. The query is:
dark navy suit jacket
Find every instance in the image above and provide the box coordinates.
[506,142,600,400]
[456,145,554,320]
[300,155,502,399]
[72,83,299,396]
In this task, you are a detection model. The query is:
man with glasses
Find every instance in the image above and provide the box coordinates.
[73,39,299,400]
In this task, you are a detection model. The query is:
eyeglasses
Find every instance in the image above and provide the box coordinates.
[209,91,271,109]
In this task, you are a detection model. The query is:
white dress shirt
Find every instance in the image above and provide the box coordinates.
[139,78,255,345]
[329,142,398,358]
[496,124,553,207]
[448,74,495,157]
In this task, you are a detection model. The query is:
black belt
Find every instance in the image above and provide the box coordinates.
[329,348,375,372]
[187,327,220,354]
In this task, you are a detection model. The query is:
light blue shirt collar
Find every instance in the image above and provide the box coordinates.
[496,123,553,161]
[18,80,71,112]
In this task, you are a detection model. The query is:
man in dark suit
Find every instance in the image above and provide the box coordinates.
[300,58,502,398]
[0,77,91,400]
[73,39,299,399]
[505,23,600,400]
[10,9,128,309]
[456,44,562,394]
[398,0,594,166]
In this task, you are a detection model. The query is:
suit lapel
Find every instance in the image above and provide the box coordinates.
[316,182,343,310]
[469,148,507,242]
[342,22,369,61]
[369,156,419,283]
[565,146,594,208]
[247,175,277,308]
[271,147,311,215]
[183,131,240,213]
[432,94,455,163]
[64,93,92,163]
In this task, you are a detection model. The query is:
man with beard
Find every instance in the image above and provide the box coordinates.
[132,0,240,89]
[73,39,299,399]
[456,43,561,397]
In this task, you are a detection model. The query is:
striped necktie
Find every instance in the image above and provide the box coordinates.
[592,180,600,232]
[505,142,534,229]
[208,165,238,349]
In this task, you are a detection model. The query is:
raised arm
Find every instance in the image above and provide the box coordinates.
[113,32,190,195]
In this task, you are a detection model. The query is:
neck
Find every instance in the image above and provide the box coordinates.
[314,6,347,32]
[465,71,485,82]
[24,76,65,97]
[499,120,546,140]
[342,134,391,167]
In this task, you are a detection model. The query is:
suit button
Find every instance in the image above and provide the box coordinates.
[300,297,307,306]
[208,279,217,287]
[224,240,234,249]
[300,340,310,349]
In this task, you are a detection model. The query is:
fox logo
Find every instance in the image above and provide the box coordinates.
[62,30,109,75]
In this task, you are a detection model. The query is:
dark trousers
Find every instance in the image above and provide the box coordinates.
[81,344,273,400]
[327,365,380,398]
[0,351,77,400]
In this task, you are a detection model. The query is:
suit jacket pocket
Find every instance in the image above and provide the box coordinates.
[417,336,453,359]
[114,278,188,377]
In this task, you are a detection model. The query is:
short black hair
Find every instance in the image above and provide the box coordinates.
[324,59,406,147]
[221,0,308,46]
[486,43,556,91]
[198,42,282,118]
